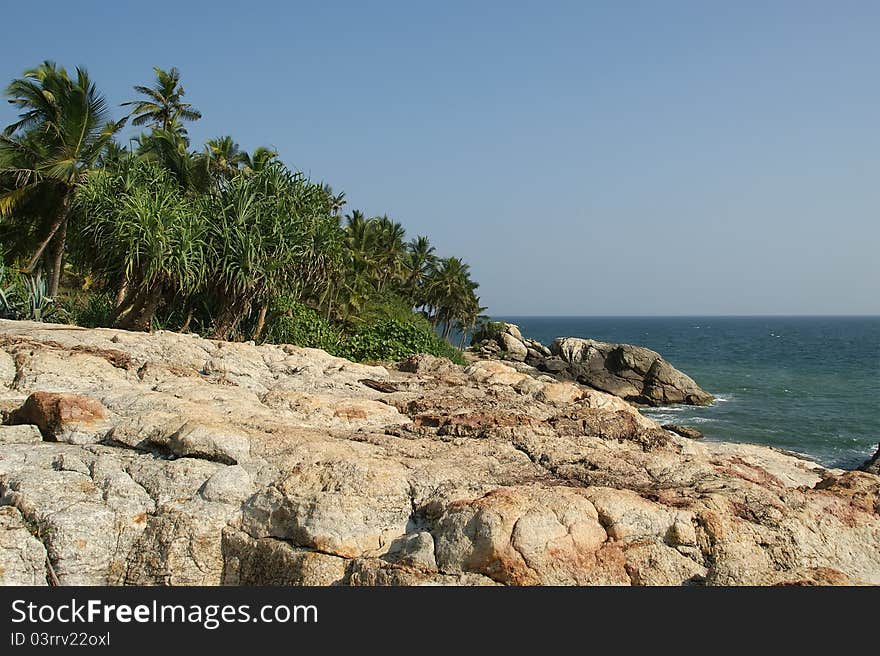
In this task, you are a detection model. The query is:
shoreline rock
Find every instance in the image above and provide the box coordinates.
[860,444,880,475]
[0,318,878,586]
[663,424,704,440]
[471,322,713,406]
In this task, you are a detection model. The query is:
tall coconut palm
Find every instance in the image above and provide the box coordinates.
[403,235,436,306]
[0,61,125,295]
[320,183,346,216]
[205,136,248,181]
[121,67,201,137]
[136,128,210,193]
[242,146,278,174]
[424,256,479,338]
[372,215,406,291]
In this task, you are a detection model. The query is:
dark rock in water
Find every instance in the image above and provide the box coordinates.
[551,337,714,407]
[663,424,704,440]
[470,321,712,407]
[860,444,880,475]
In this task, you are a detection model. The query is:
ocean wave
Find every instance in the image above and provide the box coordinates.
[643,412,716,425]
[678,416,715,425]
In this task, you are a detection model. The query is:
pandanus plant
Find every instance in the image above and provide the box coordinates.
[76,159,206,331]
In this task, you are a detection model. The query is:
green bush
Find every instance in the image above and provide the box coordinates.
[264,299,342,352]
[349,291,425,329]
[67,291,115,328]
[470,320,507,346]
[339,318,466,365]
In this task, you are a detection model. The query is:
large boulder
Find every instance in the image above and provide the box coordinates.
[9,391,112,444]
[473,322,529,362]
[551,337,713,406]
[472,324,710,407]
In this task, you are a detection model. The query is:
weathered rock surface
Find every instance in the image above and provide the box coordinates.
[470,322,713,406]
[0,506,48,585]
[0,319,877,586]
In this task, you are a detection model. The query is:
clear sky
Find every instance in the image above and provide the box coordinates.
[1,1,877,315]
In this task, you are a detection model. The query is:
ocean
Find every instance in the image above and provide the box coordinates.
[493,316,879,469]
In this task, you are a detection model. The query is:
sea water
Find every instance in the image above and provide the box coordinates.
[493,316,879,469]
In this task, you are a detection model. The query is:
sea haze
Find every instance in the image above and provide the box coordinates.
[493,316,880,469]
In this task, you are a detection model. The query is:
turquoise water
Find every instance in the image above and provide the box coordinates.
[494,316,879,469]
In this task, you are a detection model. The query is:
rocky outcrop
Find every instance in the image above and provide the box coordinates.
[550,338,713,406]
[0,319,877,586]
[472,323,712,406]
[861,444,880,476]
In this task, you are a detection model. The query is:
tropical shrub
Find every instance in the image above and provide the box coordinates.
[470,320,508,346]
[339,319,466,365]
[67,291,115,328]
[263,298,342,353]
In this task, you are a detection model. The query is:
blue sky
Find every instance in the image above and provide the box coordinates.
[1,1,877,315]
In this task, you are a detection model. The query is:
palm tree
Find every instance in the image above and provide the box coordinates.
[320,183,346,216]
[121,67,201,137]
[372,215,406,291]
[424,256,479,339]
[242,146,278,174]
[97,141,129,168]
[136,128,210,193]
[403,235,436,306]
[0,61,125,295]
[205,136,248,181]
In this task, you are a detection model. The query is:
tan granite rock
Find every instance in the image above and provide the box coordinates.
[0,319,877,587]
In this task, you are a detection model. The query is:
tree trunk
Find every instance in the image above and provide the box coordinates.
[27,190,70,274]
[111,285,139,323]
[212,290,255,341]
[115,280,129,308]
[117,284,163,332]
[180,307,194,333]
[47,215,68,297]
[252,302,268,341]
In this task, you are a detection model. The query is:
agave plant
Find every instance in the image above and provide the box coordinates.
[0,264,18,318]
[21,273,57,321]
[0,265,62,322]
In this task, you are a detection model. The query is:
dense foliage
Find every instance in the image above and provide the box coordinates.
[339,319,466,365]
[0,62,485,363]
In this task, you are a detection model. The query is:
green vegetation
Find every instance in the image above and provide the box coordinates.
[0,62,485,363]
[470,320,508,345]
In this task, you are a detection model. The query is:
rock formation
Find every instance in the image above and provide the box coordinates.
[861,444,880,476]
[0,319,878,586]
[471,323,713,406]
